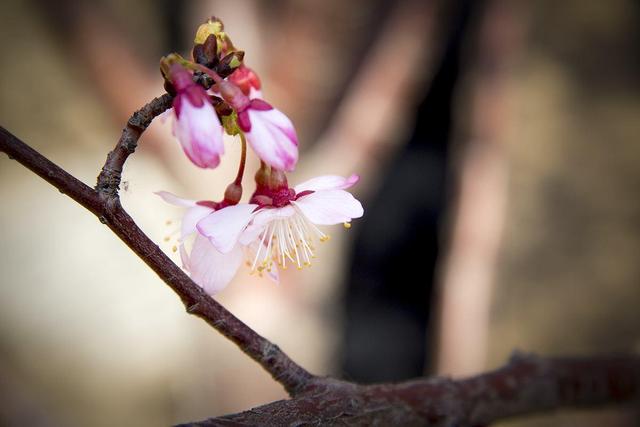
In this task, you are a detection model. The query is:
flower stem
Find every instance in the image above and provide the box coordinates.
[235,132,247,186]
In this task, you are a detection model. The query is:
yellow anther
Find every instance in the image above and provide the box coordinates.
[165,220,172,225]
[343,222,352,229]
[171,245,177,253]
[163,236,170,242]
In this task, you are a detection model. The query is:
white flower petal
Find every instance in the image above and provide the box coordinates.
[294,174,360,193]
[155,191,197,207]
[292,190,364,225]
[196,204,258,253]
[187,234,243,295]
[181,205,216,241]
[239,206,296,245]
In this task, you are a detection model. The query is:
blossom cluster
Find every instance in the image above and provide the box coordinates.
[158,17,363,294]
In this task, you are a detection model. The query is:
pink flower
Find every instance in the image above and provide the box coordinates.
[219,82,299,172]
[196,174,363,279]
[237,99,298,172]
[170,64,224,169]
[156,191,250,295]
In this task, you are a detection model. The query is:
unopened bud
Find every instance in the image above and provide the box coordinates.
[194,17,223,45]
[216,51,245,79]
[192,34,218,68]
[213,99,233,117]
[218,80,249,111]
[224,182,242,204]
[159,60,176,95]
[268,169,288,190]
[229,65,261,96]
[254,165,270,188]
[168,64,193,92]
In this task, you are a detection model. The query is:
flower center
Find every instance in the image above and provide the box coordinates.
[249,208,330,274]
[250,186,296,208]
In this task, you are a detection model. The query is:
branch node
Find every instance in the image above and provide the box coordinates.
[128,111,148,131]
[187,302,201,314]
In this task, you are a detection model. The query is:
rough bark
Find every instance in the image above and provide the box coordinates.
[184,353,640,426]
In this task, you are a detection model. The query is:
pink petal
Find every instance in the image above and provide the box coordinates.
[245,108,298,172]
[155,191,197,207]
[292,190,364,225]
[294,174,360,193]
[186,234,243,295]
[196,204,258,253]
[249,88,263,100]
[173,100,224,169]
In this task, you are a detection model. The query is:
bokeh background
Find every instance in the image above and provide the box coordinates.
[1,0,639,425]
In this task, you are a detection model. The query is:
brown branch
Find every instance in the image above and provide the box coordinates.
[2,102,639,425]
[96,92,174,196]
[0,100,315,396]
[182,353,640,426]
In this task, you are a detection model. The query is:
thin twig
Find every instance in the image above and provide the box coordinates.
[0,102,315,396]
[96,93,174,197]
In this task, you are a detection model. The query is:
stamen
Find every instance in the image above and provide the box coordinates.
[245,209,336,275]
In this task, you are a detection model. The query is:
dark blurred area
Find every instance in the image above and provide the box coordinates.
[341,0,475,382]
[1,0,639,426]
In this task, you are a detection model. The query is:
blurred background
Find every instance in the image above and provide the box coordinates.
[1,0,639,425]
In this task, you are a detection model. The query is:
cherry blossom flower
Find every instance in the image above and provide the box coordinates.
[218,81,298,172]
[170,64,225,169]
[156,191,248,295]
[197,173,363,279]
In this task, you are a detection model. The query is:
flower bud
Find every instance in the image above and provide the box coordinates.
[229,65,261,96]
[159,59,176,95]
[269,169,289,190]
[216,51,244,79]
[223,182,243,204]
[192,34,218,68]
[254,165,270,188]
[194,17,223,45]
[218,80,250,111]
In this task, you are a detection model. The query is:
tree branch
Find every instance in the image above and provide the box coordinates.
[96,93,174,196]
[0,98,315,396]
[182,353,640,426]
[2,101,639,425]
